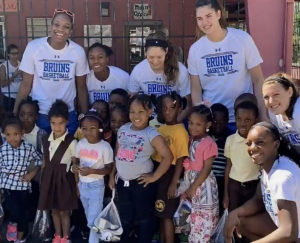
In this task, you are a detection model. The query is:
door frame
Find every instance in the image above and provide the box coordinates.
[124,20,163,72]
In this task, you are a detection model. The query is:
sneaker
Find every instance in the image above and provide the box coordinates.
[6,222,17,241]
[52,234,61,243]
[60,236,71,243]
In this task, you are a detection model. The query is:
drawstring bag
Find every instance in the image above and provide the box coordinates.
[32,210,52,241]
[173,199,192,234]
[93,189,123,241]
[211,209,234,243]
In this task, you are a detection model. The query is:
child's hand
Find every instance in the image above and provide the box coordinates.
[181,192,188,200]
[223,193,229,209]
[21,171,35,182]
[167,182,177,199]
[185,185,197,200]
[137,173,156,187]
[225,210,242,242]
[79,167,93,176]
[109,175,115,190]
[71,164,80,173]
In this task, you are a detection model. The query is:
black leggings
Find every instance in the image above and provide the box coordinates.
[3,189,29,232]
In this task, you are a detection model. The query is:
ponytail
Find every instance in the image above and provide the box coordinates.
[146,31,179,84]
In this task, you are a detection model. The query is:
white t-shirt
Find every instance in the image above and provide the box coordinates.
[261,156,300,237]
[75,138,114,183]
[128,59,190,97]
[269,97,300,151]
[19,37,90,114]
[87,66,129,104]
[188,28,263,122]
[1,60,22,98]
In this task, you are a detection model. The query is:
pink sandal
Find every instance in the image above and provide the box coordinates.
[6,222,17,242]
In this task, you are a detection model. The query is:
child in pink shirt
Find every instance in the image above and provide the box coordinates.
[182,105,219,243]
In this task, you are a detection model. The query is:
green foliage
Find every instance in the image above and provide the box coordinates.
[293,3,300,63]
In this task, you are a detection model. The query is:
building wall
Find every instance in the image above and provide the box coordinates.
[1,0,294,76]
[2,0,197,71]
[246,0,294,77]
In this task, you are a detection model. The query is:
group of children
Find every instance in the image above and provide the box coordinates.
[0,87,268,243]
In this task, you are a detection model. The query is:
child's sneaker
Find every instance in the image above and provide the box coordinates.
[60,236,71,243]
[52,234,61,243]
[6,222,17,241]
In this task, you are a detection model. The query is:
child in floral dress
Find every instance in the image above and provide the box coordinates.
[182,105,219,243]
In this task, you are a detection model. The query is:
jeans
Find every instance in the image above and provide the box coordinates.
[116,178,156,243]
[37,110,78,135]
[79,180,105,243]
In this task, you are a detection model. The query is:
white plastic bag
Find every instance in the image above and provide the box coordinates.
[173,199,192,234]
[32,210,52,241]
[211,209,234,243]
[93,189,123,241]
[176,179,190,197]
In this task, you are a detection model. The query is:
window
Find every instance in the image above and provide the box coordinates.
[26,17,51,41]
[84,24,112,47]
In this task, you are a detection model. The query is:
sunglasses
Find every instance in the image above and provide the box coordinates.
[53,9,75,23]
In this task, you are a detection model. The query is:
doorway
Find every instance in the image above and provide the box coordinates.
[124,21,163,72]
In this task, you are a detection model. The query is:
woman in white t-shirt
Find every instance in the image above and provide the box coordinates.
[128,31,191,122]
[13,9,89,134]
[0,44,22,112]
[86,43,129,104]
[188,0,266,130]
[225,122,300,242]
[262,73,300,151]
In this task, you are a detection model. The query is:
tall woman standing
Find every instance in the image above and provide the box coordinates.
[13,9,89,134]
[188,0,266,130]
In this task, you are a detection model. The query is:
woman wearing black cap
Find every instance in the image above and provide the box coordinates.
[128,31,191,122]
